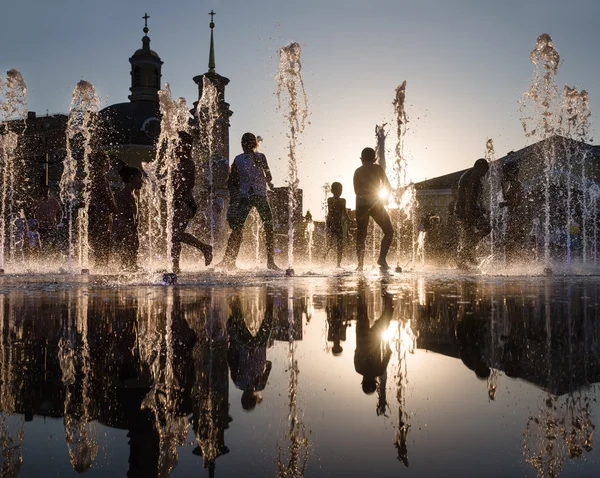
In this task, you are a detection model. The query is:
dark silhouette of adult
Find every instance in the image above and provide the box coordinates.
[171,131,213,273]
[454,158,491,267]
[354,147,394,270]
[219,133,280,270]
[227,291,274,411]
[354,281,394,397]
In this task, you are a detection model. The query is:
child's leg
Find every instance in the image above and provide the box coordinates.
[335,231,343,267]
[355,208,369,269]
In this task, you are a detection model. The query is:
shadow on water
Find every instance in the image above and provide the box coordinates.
[0,275,599,477]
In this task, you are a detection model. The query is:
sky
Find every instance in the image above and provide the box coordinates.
[1,0,599,219]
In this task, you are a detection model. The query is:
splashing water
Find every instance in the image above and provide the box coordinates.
[141,84,190,271]
[305,215,315,265]
[562,85,592,263]
[520,34,562,265]
[62,289,98,473]
[375,123,388,174]
[485,138,502,261]
[0,70,27,270]
[391,81,416,265]
[589,184,600,264]
[276,42,308,270]
[0,291,25,476]
[195,77,219,247]
[277,285,310,477]
[59,80,100,270]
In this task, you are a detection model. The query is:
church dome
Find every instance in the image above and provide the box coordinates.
[94,14,163,168]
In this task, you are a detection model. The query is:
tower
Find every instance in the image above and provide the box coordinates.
[192,11,233,244]
[128,13,163,102]
[97,13,162,168]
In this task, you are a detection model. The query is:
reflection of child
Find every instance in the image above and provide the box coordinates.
[323,182,349,268]
[113,166,143,271]
[26,218,42,259]
[227,295,274,412]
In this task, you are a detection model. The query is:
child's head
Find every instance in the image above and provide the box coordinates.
[360,147,376,163]
[241,132,257,153]
[119,166,143,190]
[241,390,261,411]
[362,376,378,395]
[472,158,489,177]
[331,182,343,197]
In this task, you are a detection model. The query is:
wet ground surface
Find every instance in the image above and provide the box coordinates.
[1,271,600,477]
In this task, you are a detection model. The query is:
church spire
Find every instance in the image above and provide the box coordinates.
[128,13,163,102]
[208,10,216,73]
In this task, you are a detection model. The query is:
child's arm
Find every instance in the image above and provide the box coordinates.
[257,153,273,184]
[341,198,349,220]
[381,168,393,193]
[227,160,240,199]
[105,178,119,214]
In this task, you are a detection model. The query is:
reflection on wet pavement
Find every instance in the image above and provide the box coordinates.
[0,275,599,477]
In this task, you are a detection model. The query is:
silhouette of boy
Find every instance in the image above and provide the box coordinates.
[88,151,118,268]
[227,293,274,411]
[323,182,349,268]
[171,131,213,273]
[114,166,143,271]
[219,133,280,270]
[354,282,394,395]
[454,158,491,267]
[353,147,394,270]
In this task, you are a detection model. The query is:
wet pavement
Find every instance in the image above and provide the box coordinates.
[0,272,599,477]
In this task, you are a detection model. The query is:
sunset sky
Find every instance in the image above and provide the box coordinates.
[1,0,598,218]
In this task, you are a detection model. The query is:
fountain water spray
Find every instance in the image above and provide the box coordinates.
[60,80,100,270]
[141,84,190,272]
[276,285,310,477]
[276,42,308,274]
[485,138,502,261]
[392,81,416,268]
[0,70,27,272]
[562,85,592,263]
[196,77,219,248]
[305,212,314,266]
[589,184,600,264]
[520,34,562,266]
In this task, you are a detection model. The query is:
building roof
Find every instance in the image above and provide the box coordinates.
[415,135,600,191]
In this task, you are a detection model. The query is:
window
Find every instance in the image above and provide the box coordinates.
[133,66,141,87]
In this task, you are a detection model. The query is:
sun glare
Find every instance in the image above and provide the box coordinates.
[379,188,388,201]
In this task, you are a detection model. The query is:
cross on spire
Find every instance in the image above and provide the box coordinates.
[143,12,150,35]
[208,10,216,72]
